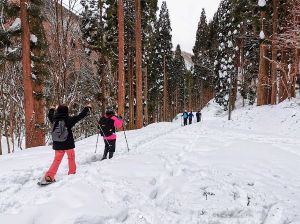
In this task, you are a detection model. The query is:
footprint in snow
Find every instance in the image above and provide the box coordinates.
[149,188,158,199]
[149,178,157,186]
[262,203,283,224]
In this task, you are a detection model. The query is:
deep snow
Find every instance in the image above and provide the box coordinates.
[0,99,300,224]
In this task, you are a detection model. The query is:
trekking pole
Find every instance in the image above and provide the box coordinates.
[87,107,100,153]
[94,133,100,153]
[88,108,112,151]
[98,123,112,147]
[122,124,130,152]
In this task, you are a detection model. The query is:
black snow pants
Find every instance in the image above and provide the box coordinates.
[102,139,116,159]
[183,118,188,126]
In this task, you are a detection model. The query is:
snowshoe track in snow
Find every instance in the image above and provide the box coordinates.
[1,118,300,223]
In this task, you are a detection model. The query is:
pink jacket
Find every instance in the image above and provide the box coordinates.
[103,115,123,140]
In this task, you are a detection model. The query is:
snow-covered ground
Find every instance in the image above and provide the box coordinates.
[0,137,24,155]
[1,99,300,224]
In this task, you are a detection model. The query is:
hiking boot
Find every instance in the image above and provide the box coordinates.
[44,176,55,183]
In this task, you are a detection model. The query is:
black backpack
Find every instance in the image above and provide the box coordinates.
[51,120,69,142]
[99,117,115,137]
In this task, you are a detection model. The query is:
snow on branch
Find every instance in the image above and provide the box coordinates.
[258,0,267,7]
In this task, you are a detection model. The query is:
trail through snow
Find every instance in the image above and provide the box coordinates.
[0,100,300,224]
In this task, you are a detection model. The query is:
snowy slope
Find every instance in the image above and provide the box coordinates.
[202,98,300,138]
[1,100,300,224]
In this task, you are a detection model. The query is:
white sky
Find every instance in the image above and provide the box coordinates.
[158,0,221,53]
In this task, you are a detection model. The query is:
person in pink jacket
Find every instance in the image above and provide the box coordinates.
[98,107,123,160]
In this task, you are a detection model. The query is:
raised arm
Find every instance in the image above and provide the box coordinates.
[68,107,91,128]
[111,116,123,129]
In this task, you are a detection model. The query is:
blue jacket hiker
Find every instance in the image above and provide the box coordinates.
[182,110,188,126]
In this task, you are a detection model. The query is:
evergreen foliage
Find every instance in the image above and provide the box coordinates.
[192,8,209,81]
[0,1,21,62]
[214,0,237,110]
[172,44,187,109]
[148,1,173,121]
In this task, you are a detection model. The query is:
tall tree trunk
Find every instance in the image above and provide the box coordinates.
[117,0,125,117]
[135,0,143,128]
[292,48,299,97]
[228,73,233,120]
[33,83,45,146]
[4,118,10,154]
[144,67,148,125]
[200,80,203,109]
[188,76,192,111]
[21,0,35,148]
[55,0,62,103]
[271,0,278,105]
[184,78,187,110]
[257,8,269,106]
[128,53,134,130]
[175,86,178,115]
[31,13,46,147]
[240,34,245,107]
[159,102,163,122]
[279,49,288,103]
[163,55,168,121]
[10,107,15,153]
[257,44,268,106]
[99,57,108,114]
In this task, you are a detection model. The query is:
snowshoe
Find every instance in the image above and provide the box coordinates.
[37,176,56,186]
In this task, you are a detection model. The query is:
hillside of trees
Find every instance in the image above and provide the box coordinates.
[0,0,299,153]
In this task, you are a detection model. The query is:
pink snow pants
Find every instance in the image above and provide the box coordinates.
[46,149,76,179]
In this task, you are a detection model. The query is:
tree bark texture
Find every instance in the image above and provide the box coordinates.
[188,76,192,111]
[257,44,269,106]
[21,0,35,148]
[135,0,143,128]
[163,55,169,121]
[291,48,299,97]
[143,67,149,125]
[279,49,288,103]
[117,0,125,117]
[271,0,278,105]
[128,53,135,130]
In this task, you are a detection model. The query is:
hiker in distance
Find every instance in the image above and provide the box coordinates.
[188,111,194,125]
[182,110,189,126]
[98,107,123,160]
[196,111,202,123]
[42,103,92,184]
